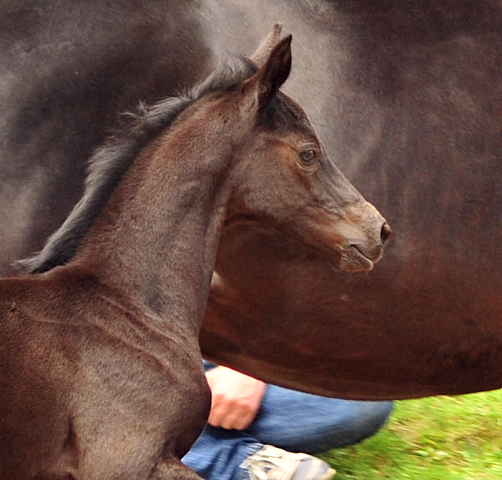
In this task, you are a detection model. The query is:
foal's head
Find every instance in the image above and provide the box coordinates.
[18,30,389,276]
[211,35,390,272]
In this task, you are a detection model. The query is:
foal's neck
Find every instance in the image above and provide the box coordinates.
[75,105,235,331]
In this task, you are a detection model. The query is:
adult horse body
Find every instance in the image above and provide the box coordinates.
[199,0,502,400]
[1,36,387,478]
[2,1,502,400]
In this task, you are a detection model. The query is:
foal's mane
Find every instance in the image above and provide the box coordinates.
[17,57,256,274]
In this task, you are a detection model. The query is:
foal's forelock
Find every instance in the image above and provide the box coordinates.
[17,56,257,274]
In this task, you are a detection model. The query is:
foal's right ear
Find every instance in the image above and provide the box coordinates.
[240,34,292,112]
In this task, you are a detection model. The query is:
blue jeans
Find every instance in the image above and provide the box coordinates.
[182,364,393,480]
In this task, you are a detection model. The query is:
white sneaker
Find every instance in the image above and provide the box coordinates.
[241,445,336,480]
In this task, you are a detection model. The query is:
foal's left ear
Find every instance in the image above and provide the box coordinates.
[241,35,292,111]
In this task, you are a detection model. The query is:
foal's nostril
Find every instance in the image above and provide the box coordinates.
[380,222,392,245]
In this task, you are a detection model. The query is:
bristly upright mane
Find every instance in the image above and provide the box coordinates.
[17,56,256,274]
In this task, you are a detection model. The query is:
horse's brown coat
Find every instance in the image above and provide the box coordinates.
[1,34,387,478]
[2,0,502,401]
[200,1,502,400]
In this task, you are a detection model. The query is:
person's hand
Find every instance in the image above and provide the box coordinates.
[206,366,266,430]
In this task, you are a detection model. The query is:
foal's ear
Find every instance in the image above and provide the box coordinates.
[249,24,284,68]
[241,34,292,111]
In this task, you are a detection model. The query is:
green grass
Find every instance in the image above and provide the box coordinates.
[319,389,502,479]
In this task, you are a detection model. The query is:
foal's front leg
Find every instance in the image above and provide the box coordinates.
[150,456,203,480]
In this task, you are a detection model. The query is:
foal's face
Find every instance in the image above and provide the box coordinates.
[227,92,390,273]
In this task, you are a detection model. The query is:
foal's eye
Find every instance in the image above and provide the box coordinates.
[299,147,318,168]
